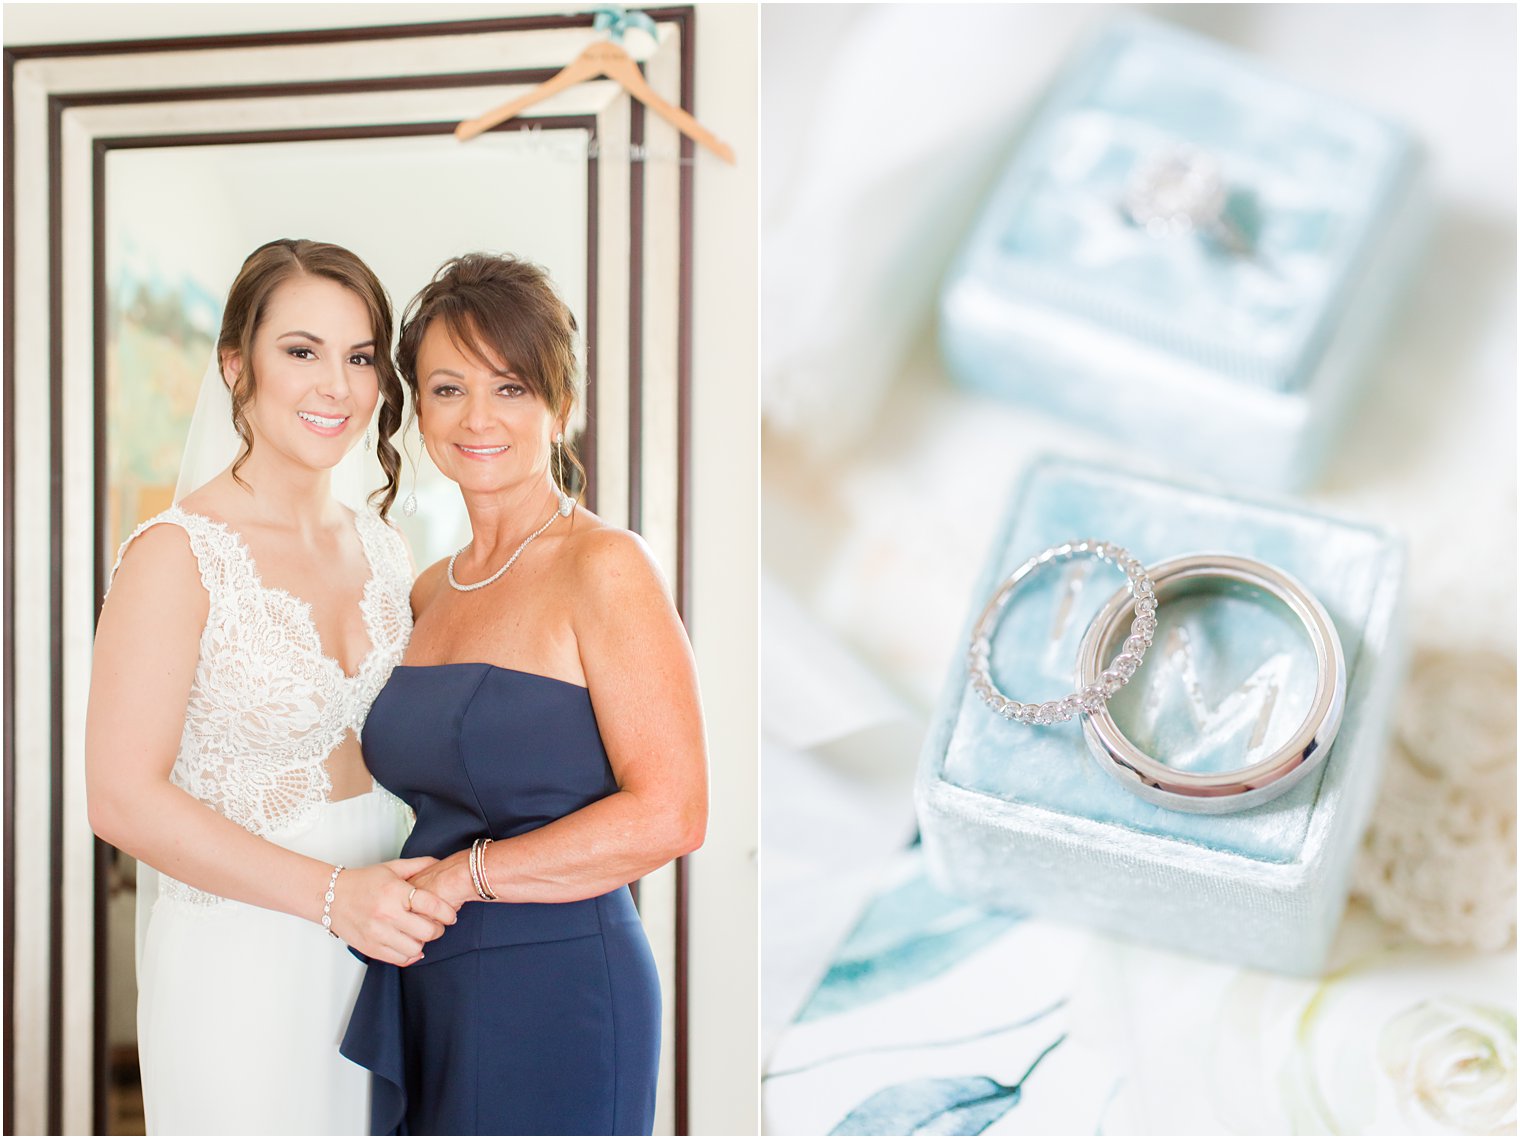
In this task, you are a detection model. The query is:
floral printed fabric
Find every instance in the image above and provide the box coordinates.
[763,846,1516,1136]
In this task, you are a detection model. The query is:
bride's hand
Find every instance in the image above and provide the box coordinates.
[402,850,477,911]
[325,858,459,966]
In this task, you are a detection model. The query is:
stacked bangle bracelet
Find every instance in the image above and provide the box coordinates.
[469,837,498,901]
[970,540,1346,814]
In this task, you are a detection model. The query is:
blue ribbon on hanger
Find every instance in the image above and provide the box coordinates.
[592,7,658,45]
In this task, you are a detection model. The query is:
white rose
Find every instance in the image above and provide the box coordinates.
[1378,997,1516,1134]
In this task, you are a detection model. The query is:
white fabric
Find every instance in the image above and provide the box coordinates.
[760,576,919,1060]
[108,500,414,1135]
[137,790,410,1136]
[760,6,1096,457]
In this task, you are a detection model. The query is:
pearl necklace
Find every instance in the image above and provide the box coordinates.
[447,507,563,592]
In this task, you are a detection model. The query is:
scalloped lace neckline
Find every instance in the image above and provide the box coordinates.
[171,504,382,682]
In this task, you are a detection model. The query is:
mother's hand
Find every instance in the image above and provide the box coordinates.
[327,857,459,966]
[402,849,478,911]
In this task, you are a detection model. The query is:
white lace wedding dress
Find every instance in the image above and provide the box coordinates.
[110,504,415,1136]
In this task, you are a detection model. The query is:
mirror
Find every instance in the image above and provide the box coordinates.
[102,128,597,1130]
[106,130,592,569]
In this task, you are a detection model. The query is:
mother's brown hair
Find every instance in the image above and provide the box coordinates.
[396,253,585,500]
[217,238,404,517]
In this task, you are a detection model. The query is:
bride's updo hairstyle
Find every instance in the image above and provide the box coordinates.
[218,238,405,517]
[396,253,585,501]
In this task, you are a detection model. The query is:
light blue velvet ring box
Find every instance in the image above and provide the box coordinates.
[939,17,1428,492]
[914,456,1407,975]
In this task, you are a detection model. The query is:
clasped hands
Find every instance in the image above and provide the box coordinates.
[324,857,463,967]
[404,848,482,911]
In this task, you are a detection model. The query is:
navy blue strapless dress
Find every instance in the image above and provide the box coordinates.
[340,664,660,1136]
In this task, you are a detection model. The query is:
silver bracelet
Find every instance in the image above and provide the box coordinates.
[321,865,345,939]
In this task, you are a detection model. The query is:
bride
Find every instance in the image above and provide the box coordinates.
[85,238,457,1135]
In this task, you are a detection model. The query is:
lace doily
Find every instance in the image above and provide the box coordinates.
[1353,649,1517,951]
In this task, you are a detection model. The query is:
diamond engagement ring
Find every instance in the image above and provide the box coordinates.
[1076,554,1346,813]
[968,539,1158,725]
[1122,147,1250,255]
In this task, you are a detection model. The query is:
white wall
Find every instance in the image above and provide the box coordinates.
[687,6,760,1134]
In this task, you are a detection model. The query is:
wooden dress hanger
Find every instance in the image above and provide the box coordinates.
[455,7,736,164]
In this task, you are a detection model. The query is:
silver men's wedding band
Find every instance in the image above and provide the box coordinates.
[1075,554,1346,814]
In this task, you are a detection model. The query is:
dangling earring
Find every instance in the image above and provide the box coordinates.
[402,431,422,517]
[553,432,573,517]
[363,427,372,451]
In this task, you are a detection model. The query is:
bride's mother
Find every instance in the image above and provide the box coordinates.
[341,252,707,1136]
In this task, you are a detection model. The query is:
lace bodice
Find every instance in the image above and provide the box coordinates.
[109,505,414,903]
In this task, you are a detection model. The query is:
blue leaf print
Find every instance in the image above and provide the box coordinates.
[829,1036,1065,1136]
[798,869,1020,1022]
[765,1001,1065,1082]
[829,1076,1017,1136]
